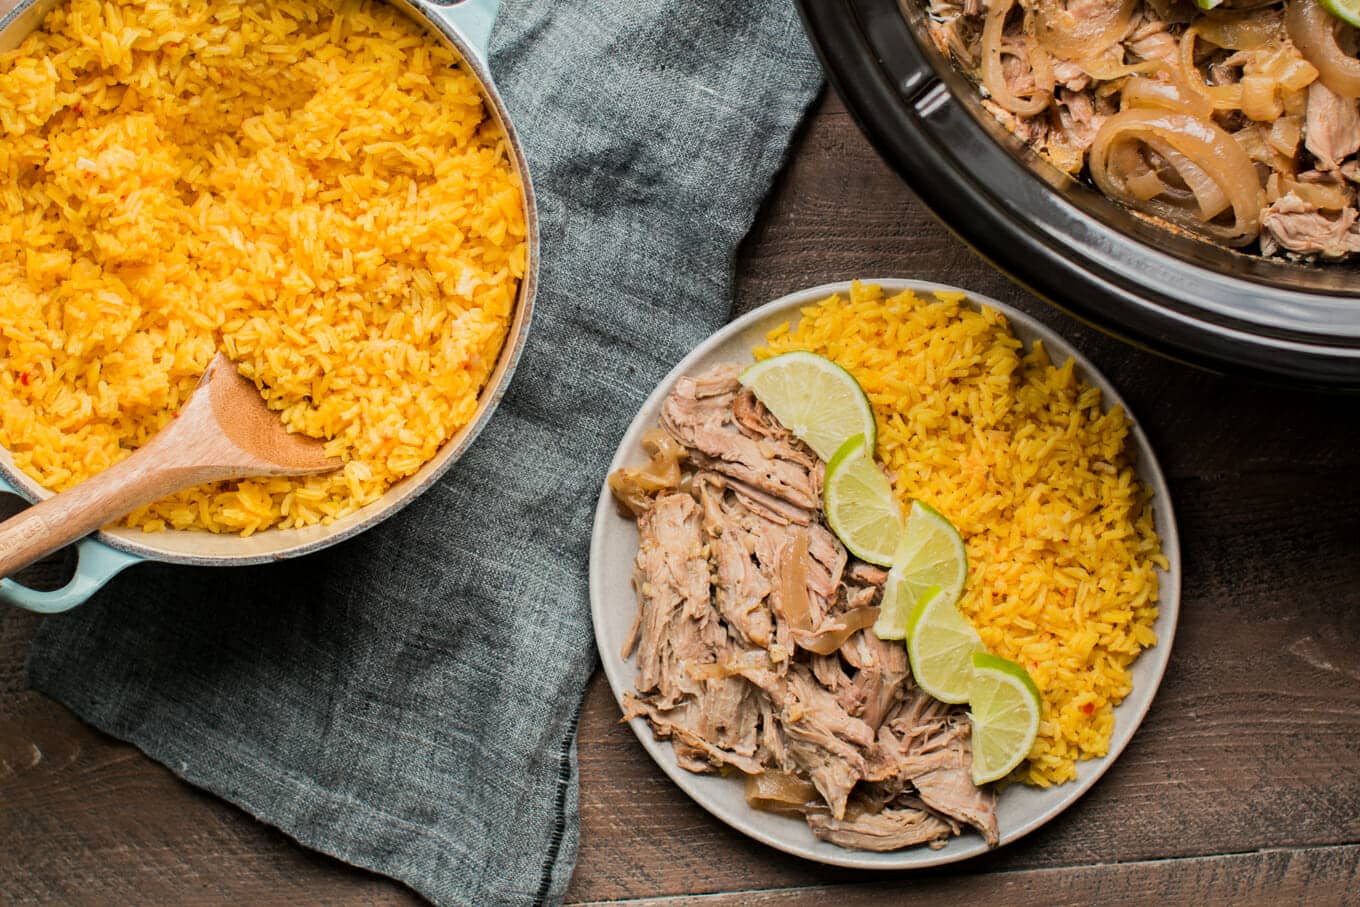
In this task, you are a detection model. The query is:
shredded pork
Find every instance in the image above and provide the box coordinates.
[1261,191,1360,257]
[613,365,998,852]
[1305,81,1360,173]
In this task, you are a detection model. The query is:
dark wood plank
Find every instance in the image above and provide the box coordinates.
[3,88,1360,907]
[0,674,419,905]
[568,844,1360,906]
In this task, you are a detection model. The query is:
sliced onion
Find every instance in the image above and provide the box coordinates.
[1283,84,1310,116]
[1126,167,1168,200]
[745,771,824,817]
[777,529,813,633]
[1240,74,1284,120]
[1278,56,1321,92]
[1195,8,1283,50]
[1286,0,1360,99]
[608,428,686,516]
[1122,76,1214,118]
[794,608,881,655]
[1269,172,1354,210]
[1234,123,1293,170]
[1147,138,1231,219]
[981,0,1054,116]
[1177,27,1247,110]
[1032,0,1136,62]
[1076,54,1162,82]
[1299,180,1353,210]
[1089,109,1265,245]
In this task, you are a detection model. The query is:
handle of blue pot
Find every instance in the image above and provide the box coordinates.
[0,474,143,614]
[425,0,499,67]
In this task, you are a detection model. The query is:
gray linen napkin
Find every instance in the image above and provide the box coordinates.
[26,1,822,904]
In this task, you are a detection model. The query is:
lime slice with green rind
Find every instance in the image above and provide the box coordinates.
[872,563,917,641]
[901,585,984,703]
[740,351,876,461]
[968,653,1042,785]
[872,497,968,642]
[823,434,901,567]
[1321,0,1360,28]
[890,500,969,617]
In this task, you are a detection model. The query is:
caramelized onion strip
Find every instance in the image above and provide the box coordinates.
[981,0,1054,116]
[1145,138,1230,219]
[1089,109,1264,246]
[1286,0,1360,98]
[777,529,813,634]
[1268,172,1354,210]
[1177,27,1246,110]
[1268,114,1303,156]
[794,607,881,655]
[608,428,686,517]
[1121,76,1214,118]
[1074,55,1160,81]
[1195,8,1282,50]
[745,771,825,817]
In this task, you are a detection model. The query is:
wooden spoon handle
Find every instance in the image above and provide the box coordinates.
[0,444,226,580]
[0,353,338,580]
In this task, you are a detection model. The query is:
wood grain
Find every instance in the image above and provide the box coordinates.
[568,845,1360,906]
[3,90,1360,905]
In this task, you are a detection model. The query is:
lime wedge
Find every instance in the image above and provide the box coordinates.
[1321,0,1360,28]
[740,351,876,461]
[871,496,969,641]
[900,586,984,703]
[872,563,917,642]
[890,500,968,619]
[822,434,901,567]
[1193,0,1224,9]
[968,653,1042,785]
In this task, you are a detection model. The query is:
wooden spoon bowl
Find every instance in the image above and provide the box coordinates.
[0,353,340,579]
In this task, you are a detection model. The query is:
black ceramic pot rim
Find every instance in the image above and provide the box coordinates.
[795,0,1360,388]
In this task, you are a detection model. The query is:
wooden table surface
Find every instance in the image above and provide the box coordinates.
[4,91,1360,905]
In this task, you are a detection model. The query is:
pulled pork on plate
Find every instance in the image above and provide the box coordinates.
[924,0,1360,260]
[609,364,998,852]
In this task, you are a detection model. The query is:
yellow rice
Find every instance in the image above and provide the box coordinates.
[0,0,525,535]
[757,282,1165,786]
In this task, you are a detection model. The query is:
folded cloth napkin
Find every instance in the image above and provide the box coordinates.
[26,1,821,904]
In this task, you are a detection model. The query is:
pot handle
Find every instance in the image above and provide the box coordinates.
[0,474,143,614]
[421,0,499,66]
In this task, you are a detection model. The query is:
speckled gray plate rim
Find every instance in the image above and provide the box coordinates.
[588,278,1181,869]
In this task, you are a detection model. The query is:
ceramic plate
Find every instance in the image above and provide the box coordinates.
[588,279,1181,868]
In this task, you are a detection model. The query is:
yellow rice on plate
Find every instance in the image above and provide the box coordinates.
[0,0,526,535]
[756,281,1166,786]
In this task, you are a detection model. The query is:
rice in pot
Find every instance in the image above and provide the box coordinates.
[0,0,526,534]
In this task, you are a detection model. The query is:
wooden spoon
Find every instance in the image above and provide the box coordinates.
[0,352,340,579]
